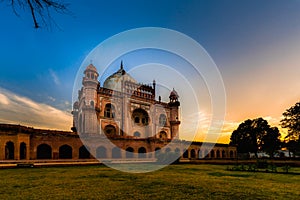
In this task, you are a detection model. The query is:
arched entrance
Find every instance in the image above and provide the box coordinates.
[230,150,234,158]
[175,148,181,156]
[183,149,188,158]
[222,150,226,158]
[126,147,134,158]
[59,145,72,159]
[204,150,209,158]
[190,149,196,158]
[165,148,171,153]
[112,147,121,158]
[96,146,107,158]
[138,147,146,158]
[37,144,52,159]
[79,145,90,159]
[155,147,161,158]
[210,150,215,158]
[198,150,203,159]
[20,142,26,160]
[216,150,220,158]
[5,141,14,160]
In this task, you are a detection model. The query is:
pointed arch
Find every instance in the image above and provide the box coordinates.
[230,150,234,158]
[216,150,220,158]
[183,149,188,158]
[190,149,196,158]
[155,147,161,158]
[112,147,121,158]
[5,141,14,160]
[37,144,52,159]
[138,147,146,158]
[79,145,90,159]
[222,150,226,158]
[20,142,26,160]
[59,145,73,159]
[126,147,134,158]
[96,146,107,158]
[210,150,215,158]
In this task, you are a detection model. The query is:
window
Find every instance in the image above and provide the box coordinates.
[159,114,167,126]
[132,108,149,126]
[142,118,148,124]
[104,125,116,135]
[104,103,115,118]
[159,131,167,139]
[133,131,141,137]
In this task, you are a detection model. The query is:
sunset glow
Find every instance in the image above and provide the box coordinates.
[1,1,300,144]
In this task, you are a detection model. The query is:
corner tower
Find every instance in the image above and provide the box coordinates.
[168,88,181,139]
[78,64,99,135]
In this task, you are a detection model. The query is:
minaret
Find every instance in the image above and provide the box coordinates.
[152,79,156,98]
[71,101,79,132]
[80,63,99,135]
[168,88,180,139]
[120,60,123,70]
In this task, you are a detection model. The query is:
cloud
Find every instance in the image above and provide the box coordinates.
[48,96,56,102]
[0,87,72,131]
[49,69,60,85]
[0,93,10,105]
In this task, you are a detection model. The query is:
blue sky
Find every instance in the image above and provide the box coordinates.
[1,0,300,142]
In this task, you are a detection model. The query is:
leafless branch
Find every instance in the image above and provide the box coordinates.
[2,0,70,29]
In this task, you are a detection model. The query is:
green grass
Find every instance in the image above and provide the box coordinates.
[0,164,299,200]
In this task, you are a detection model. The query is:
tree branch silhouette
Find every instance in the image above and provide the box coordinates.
[3,0,69,29]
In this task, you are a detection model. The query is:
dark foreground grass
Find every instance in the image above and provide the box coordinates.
[0,164,299,200]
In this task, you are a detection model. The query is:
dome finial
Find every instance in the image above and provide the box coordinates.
[120,60,123,70]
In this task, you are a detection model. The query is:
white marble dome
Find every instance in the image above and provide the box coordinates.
[103,62,137,91]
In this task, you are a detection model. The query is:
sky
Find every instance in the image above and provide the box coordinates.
[0,0,300,143]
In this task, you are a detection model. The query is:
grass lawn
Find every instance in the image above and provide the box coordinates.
[0,164,299,200]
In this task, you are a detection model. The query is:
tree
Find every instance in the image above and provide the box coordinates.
[281,102,300,157]
[261,127,281,158]
[2,0,69,28]
[281,102,300,141]
[230,118,280,158]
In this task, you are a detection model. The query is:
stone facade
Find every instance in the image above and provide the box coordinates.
[73,63,180,140]
[0,124,236,160]
[0,63,237,161]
